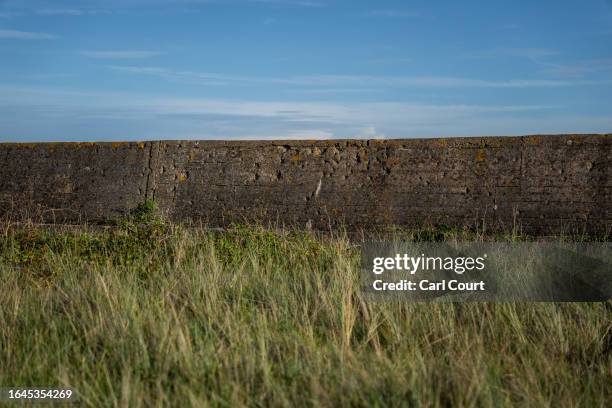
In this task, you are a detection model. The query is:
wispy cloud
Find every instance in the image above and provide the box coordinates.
[109,65,612,88]
[466,48,560,60]
[365,9,421,18]
[1,0,321,20]
[367,57,412,65]
[82,50,164,59]
[0,84,571,141]
[35,8,112,17]
[504,48,560,59]
[0,29,57,39]
[37,9,87,16]
[464,48,612,79]
[284,88,380,94]
[108,66,231,85]
[23,73,76,81]
[248,0,326,7]
[539,58,612,78]
[36,8,112,16]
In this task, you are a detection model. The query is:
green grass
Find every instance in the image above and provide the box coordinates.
[0,216,610,407]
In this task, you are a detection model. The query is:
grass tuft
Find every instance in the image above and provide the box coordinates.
[0,218,610,407]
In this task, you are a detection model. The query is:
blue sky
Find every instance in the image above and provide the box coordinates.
[1,0,611,140]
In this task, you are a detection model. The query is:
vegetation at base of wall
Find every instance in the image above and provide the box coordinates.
[0,214,610,407]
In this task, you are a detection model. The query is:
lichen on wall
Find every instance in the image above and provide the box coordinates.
[0,134,610,234]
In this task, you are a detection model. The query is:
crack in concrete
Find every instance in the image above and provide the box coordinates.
[145,142,156,201]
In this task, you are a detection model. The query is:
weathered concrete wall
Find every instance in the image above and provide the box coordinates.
[1,134,610,234]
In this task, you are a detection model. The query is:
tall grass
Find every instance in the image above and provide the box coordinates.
[0,215,610,407]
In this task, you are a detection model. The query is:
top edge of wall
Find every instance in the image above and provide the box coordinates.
[1,133,610,147]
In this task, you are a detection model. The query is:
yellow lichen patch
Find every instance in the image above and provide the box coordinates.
[111,142,128,148]
[291,154,300,163]
[523,135,543,145]
[57,142,96,149]
[178,173,188,182]
[138,142,146,149]
[77,142,97,148]
[475,148,486,162]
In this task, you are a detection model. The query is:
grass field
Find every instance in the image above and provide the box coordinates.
[0,208,610,407]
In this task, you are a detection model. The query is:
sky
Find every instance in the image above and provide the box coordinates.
[1,0,611,141]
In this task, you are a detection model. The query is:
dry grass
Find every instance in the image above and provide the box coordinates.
[0,214,610,407]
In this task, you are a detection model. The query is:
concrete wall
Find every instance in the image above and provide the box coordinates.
[1,134,610,234]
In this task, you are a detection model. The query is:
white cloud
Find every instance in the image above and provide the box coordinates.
[365,9,421,18]
[2,0,324,16]
[109,65,612,88]
[284,88,379,94]
[0,84,578,141]
[36,8,112,16]
[37,9,85,16]
[248,0,325,7]
[466,48,612,79]
[539,58,612,77]
[466,48,560,60]
[359,126,384,138]
[367,57,412,65]
[109,66,230,85]
[504,48,560,59]
[82,51,164,59]
[0,29,57,39]
[24,73,76,80]
[278,129,334,139]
